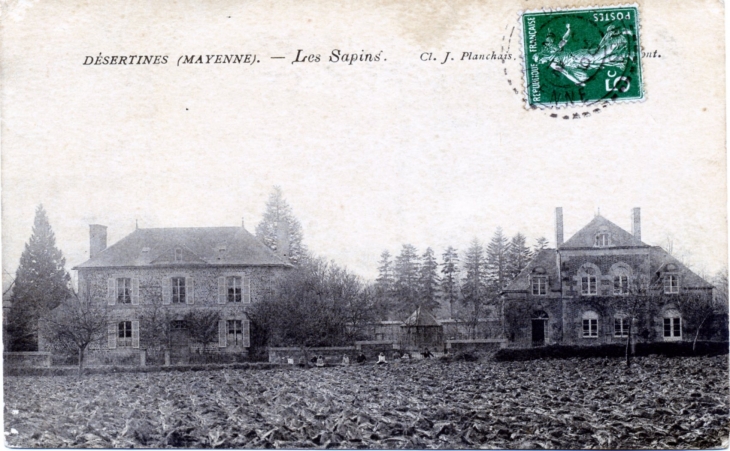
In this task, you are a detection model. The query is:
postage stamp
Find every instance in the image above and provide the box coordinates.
[521,5,644,107]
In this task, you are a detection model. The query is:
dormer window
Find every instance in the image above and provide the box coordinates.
[594,232,610,247]
[531,267,547,295]
[664,274,679,294]
[175,248,183,262]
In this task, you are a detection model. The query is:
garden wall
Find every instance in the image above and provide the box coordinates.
[4,352,51,368]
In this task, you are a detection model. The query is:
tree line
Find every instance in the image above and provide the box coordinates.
[374,231,550,324]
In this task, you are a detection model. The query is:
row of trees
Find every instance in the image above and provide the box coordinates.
[374,230,550,322]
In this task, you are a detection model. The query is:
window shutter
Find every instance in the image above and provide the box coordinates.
[108,322,117,349]
[162,278,171,305]
[132,321,140,348]
[218,277,226,304]
[131,278,140,305]
[243,276,251,304]
[218,320,227,347]
[108,279,116,306]
[243,319,251,347]
[186,277,194,304]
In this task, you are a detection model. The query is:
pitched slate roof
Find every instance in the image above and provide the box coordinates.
[73,227,291,269]
[502,248,559,293]
[648,246,713,289]
[560,215,647,249]
[403,307,441,327]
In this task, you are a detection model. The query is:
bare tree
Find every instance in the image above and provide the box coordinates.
[40,293,107,377]
[138,288,173,363]
[184,309,221,353]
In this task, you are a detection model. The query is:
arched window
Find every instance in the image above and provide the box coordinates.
[582,311,599,338]
[663,309,682,340]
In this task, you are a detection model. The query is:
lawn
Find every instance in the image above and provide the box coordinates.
[4,355,728,449]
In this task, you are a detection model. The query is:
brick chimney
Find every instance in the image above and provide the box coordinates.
[555,207,564,246]
[89,224,108,259]
[631,207,641,240]
[277,221,290,259]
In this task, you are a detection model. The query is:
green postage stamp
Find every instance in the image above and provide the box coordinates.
[521,5,643,107]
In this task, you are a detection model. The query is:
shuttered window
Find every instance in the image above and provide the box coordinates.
[118,321,133,347]
[218,320,227,347]
[107,279,116,305]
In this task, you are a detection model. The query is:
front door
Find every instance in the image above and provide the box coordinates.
[531,319,546,346]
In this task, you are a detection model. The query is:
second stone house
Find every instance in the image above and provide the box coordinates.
[502,208,715,347]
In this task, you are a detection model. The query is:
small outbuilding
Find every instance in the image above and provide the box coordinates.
[400,307,444,351]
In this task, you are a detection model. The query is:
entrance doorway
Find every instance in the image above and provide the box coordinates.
[531,311,548,346]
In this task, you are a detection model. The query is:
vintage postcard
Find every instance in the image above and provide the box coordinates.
[1,0,727,448]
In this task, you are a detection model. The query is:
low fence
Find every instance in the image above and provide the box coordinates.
[4,352,52,368]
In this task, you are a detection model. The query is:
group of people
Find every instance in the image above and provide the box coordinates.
[283,347,438,367]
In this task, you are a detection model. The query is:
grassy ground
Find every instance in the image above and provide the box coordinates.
[4,355,728,449]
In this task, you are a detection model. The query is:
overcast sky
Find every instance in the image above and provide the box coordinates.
[2,0,726,284]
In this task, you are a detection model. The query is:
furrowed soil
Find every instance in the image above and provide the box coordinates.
[4,355,729,449]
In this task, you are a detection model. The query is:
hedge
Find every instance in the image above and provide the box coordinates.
[493,341,729,361]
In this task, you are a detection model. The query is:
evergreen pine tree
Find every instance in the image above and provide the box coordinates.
[505,232,532,284]
[393,244,420,316]
[374,250,395,319]
[418,247,440,312]
[461,239,487,338]
[255,186,307,265]
[485,227,510,291]
[440,246,460,319]
[533,236,550,252]
[8,205,71,351]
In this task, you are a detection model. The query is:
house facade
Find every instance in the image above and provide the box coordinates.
[502,208,716,347]
[69,223,291,361]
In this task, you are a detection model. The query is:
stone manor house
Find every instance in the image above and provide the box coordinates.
[67,223,291,361]
[502,208,717,347]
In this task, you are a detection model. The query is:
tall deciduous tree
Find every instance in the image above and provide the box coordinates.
[248,256,372,362]
[486,227,509,292]
[440,246,460,319]
[255,186,306,265]
[506,233,532,284]
[418,247,440,312]
[7,205,71,351]
[393,244,420,316]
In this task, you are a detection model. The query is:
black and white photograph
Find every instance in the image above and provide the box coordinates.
[1,0,728,448]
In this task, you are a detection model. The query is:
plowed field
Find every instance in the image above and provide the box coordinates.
[4,355,728,448]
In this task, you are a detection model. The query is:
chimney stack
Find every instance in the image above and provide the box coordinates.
[241,217,245,229]
[555,207,564,246]
[277,221,290,259]
[89,224,108,259]
[631,207,641,240]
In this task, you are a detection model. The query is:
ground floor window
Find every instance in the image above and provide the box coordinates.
[228,320,243,346]
[582,311,598,338]
[664,314,682,340]
[118,321,132,347]
[614,316,629,337]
